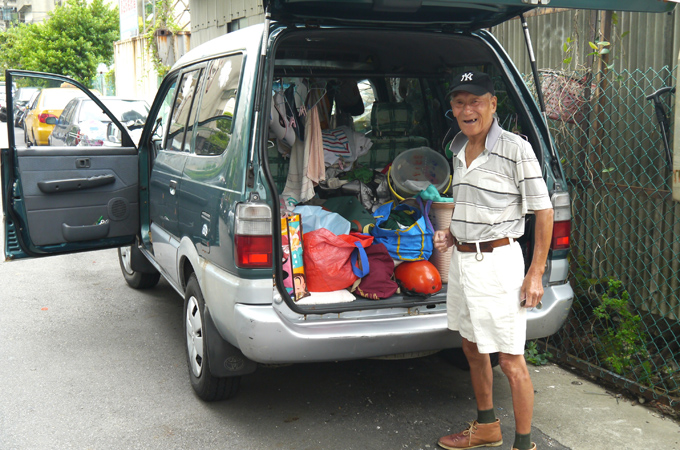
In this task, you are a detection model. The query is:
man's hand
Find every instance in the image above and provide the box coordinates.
[434,229,454,253]
[520,270,544,308]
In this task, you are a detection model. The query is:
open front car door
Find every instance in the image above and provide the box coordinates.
[2,71,140,260]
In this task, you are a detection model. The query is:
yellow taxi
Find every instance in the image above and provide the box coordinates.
[23,86,84,146]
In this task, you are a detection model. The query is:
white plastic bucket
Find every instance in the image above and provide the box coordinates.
[390,147,451,198]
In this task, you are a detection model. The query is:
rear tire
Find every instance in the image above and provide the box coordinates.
[184,274,241,401]
[440,348,499,371]
[117,246,161,289]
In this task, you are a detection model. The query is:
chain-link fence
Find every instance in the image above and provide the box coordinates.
[525,67,680,415]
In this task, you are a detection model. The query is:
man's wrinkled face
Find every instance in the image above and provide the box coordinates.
[450,91,497,141]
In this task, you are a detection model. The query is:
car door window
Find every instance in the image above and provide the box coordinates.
[12,75,132,148]
[155,83,176,142]
[190,54,243,156]
[166,69,201,152]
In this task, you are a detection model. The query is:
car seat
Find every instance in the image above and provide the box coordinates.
[356,101,429,170]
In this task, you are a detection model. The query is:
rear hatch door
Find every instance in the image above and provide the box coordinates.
[265,0,676,29]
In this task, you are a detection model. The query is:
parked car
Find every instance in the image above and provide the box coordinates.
[23,87,83,146]
[13,87,40,127]
[49,97,150,146]
[0,81,17,117]
[2,0,673,402]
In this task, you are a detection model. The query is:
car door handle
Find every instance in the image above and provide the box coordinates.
[169,179,178,195]
[37,174,115,193]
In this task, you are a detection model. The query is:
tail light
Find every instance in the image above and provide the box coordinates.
[551,220,571,250]
[39,113,58,123]
[235,203,273,268]
[550,192,571,251]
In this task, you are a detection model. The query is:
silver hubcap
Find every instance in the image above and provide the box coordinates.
[120,246,134,275]
[186,295,204,378]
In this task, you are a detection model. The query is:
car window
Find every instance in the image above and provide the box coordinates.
[12,74,131,148]
[76,99,149,123]
[354,79,375,134]
[166,69,202,152]
[153,80,177,142]
[191,54,243,156]
[78,100,110,122]
[40,88,82,109]
[58,99,77,125]
[28,90,40,109]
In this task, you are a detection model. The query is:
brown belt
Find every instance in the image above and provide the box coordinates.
[453,237,511,253]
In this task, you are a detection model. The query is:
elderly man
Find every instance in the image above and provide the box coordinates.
[434,71,554,450]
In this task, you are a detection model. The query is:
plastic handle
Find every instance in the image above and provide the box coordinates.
[350,242,370,278]
[416,197,434,232]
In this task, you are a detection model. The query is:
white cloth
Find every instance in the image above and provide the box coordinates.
[446,240,527,355]
[296,289,356,305]
[322,126,373,169]
[280,109,325,209]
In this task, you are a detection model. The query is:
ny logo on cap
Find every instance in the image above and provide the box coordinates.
[461,72,474,82]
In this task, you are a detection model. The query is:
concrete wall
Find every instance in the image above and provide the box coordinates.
[113,36,160,104]
[113,31,191,103]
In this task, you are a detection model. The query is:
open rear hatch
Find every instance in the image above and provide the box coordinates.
[262,0,677,314]
[264,0,675,29]
[265,27,512,314]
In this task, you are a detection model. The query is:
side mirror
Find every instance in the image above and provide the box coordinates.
[45,116,57,125]
[0,107,6,122]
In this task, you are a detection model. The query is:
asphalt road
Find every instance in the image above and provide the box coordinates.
[0,248,565,450]
[1,121,679,450]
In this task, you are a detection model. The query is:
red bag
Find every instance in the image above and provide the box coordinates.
[354,243,399,300]
[303,229,373,292]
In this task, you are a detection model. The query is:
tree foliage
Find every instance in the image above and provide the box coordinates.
[0,0,119,86]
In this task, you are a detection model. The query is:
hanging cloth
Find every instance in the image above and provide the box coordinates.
[280,105,325,208]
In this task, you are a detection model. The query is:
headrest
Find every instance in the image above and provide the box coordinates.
[332,79,365,116]
[370,102,414,136]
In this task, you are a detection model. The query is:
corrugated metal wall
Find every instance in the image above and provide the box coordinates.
[495,9,680,407]
[492,9,679,76]
[190,0,264,49]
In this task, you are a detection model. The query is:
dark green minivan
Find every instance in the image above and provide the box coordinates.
[2,0,673,401]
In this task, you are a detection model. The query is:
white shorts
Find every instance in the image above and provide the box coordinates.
[446,240,527,355]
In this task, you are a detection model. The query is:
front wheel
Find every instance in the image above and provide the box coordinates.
[185,274,241,401]
[117,246,161,289]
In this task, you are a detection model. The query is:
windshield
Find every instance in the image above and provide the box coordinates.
[79,99,150,123]
[41,88,82,109]
[17,88,39,102]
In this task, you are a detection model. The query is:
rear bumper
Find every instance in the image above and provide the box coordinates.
[526,282,574,339]
[232,282,574,364]
[35,124,54,145]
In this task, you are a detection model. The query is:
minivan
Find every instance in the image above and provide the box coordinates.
[3,0,672,401]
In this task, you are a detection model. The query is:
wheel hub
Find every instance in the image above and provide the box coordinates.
[186,295,204,378]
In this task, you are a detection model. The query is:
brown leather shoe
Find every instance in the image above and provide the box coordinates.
[438,419,503,449]
[512,444,536,450]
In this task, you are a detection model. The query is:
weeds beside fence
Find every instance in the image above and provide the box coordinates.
[525,66,680,415]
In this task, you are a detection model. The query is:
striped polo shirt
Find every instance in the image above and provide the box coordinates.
[449,118,552,243]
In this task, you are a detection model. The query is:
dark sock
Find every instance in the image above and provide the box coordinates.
[513,432,532,450]
[476,408,496,424]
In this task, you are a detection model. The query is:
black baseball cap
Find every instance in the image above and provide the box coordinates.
[447,71,495,99]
